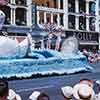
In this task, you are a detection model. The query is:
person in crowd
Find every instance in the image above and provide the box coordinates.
[55,26,62,51]
[95,80,100,100]
[61,86,73,100]
[0,79,8,100]
[82,48,89,59]
[29,91,50,100]
[73,83,95,100]
[79,78,94,88]
[46,22,53,49]
[7,89,22,100]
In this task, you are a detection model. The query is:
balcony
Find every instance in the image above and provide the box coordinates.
[37,6,64,13]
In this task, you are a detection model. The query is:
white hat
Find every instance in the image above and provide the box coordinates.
[73,83,95,100]
[61,86,73,98]
[7,89,16,100]
[7,89,22,100]
[29,91,40,100]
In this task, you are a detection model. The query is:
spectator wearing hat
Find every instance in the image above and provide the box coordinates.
[61,86,73,100]
[79,78,94,88]
[0,79,8,100]
[7,89,22,100]
[73,83,95,100]
[29,91,50,100]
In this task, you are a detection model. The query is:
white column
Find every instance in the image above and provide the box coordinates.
[11,7,16,25]
[75,0,79,30]
[86,1,89,15]
[86,17,89,31]
[85,1,89,31]
[63,0,68,29]
[75,0,79,13]
[27,7,32,26]
[44,12,47,23]
[57,14,60,26]
[58,0,60,9]
[99,34,100,50]
[11,8,13,25]
[26,0,32,26]
[75,16,79,30]
[37,11,40,25]
[51,13,53,23]
[95,0,99,32]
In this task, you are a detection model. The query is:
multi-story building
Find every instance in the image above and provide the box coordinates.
[33,0,100,51]
[0,0,33,38]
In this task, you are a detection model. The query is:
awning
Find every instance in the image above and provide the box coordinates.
[79,41,99,45]
[2,25,30,35]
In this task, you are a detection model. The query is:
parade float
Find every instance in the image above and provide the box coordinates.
[0,10,92,78]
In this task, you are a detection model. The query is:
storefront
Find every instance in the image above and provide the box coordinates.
[65,31,99,51]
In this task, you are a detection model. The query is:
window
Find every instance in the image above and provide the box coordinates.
[0,6,11,24]
[68,15,75,29]
[89,17,95,31]
[16,8,26,26]
[59,13,63,26]
[46,13,51,23]
[89,2,95,16]
[79,16,86,30]
[54,0,57,8]
[60,0,63,9]
[53,14,57,24]
[68,0,75,12]
[79,0,86,14]
[39,12,44,24]
[15,0,26,6]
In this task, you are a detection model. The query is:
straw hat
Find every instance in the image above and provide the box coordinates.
[61,86,73,98]
[79,78,94,88]
[73,83,95,100]
[7,89,21,100]
[29,91,40,100]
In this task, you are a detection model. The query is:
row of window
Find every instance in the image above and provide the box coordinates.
[34,0,95,16]
[33,0,63,9]
[39,12,63,26]
[0,3,27,26]
[68,15,95,31]
[39,12,96,31]
[8,0,27,6]
[68,0,95,16]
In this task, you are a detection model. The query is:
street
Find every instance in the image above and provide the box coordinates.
[9,63,100,100]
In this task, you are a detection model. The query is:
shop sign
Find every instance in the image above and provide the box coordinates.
[75,32,98,41]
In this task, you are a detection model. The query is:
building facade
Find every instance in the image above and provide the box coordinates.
[33,0,100,51]
[0,0,33,38]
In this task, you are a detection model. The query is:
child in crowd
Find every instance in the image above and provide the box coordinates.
[29,91,50,100]
[61,86,73,100]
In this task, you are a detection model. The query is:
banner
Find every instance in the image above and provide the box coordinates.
[0,0,8,6]
[0,10,5,30]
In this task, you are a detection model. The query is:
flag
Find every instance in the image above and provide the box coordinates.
[0,0,9,6]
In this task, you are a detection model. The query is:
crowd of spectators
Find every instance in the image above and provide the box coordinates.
[1,78,100,100]
[82,48,100,63]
